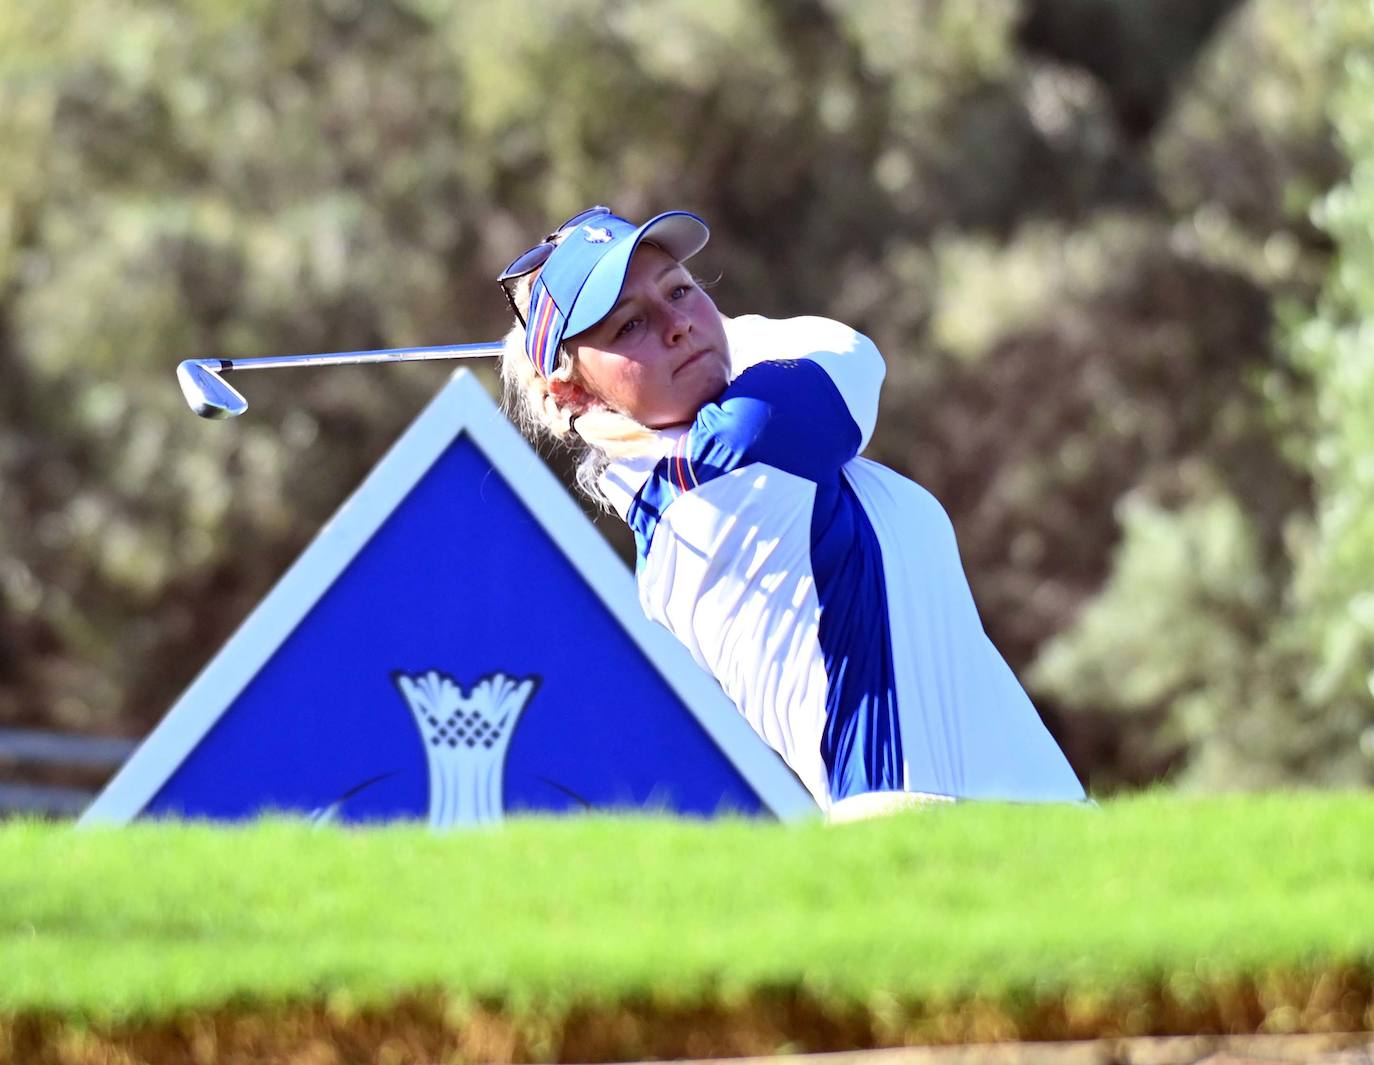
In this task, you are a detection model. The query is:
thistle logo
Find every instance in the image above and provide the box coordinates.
[395,669,539,826]
[307,668,540,827]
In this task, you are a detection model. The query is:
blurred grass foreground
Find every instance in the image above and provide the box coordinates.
[1,794,1372,1060]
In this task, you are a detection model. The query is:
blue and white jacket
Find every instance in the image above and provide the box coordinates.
[599,314,1085,810]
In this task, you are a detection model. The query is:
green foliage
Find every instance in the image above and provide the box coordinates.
[1284,1,1374,739]
[1029,487,1335,790]
[1152,0,1342,245]
[1029,0,1374,790]
[0,0,505,729]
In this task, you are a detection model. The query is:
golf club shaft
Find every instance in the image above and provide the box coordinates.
[178,341,506,419]
[215,341,504,373]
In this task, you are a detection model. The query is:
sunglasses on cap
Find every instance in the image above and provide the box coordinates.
[497,206,614,327]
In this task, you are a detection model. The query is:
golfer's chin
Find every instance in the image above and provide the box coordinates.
[646,371,728,429]
[643,404,707,431]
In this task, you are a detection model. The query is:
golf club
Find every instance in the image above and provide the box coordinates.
[176,341,504,419]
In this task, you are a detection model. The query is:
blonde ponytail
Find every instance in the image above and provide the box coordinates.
[498,272,661,509]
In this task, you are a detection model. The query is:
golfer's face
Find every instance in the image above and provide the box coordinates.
[566,245,730,429]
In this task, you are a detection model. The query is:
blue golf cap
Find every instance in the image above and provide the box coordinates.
[524,208,710,378]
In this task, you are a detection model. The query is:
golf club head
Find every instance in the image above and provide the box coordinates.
[177,360,248,419]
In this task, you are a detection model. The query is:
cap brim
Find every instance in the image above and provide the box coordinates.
[563,211,709,338]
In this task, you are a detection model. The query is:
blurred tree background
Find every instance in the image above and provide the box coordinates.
[0,0,1370,794]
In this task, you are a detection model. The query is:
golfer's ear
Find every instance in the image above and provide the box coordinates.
[548,374,594,410]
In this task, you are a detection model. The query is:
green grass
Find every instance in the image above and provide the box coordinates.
[1,792,1371,1022]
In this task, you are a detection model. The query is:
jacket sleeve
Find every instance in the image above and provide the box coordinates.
[701,315,886,481]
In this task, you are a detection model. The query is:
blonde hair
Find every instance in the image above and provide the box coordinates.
[499,270,660,509]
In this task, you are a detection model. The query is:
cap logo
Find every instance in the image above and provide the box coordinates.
[582,225,613,244]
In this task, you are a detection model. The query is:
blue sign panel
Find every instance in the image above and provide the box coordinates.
[85,372,816,827]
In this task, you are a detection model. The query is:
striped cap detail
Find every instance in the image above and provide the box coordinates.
[525,278,566,378]
[518,209,709,379]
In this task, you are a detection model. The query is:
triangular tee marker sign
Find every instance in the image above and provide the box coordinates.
[82,371,817,826]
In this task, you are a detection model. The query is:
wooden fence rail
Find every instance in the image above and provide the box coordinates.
[0,727,137,817]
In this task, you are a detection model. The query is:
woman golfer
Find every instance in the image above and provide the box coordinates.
[498,206,1085,818]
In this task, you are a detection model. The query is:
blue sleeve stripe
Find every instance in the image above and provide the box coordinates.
[713,361,861,481]
[812,476,905,798]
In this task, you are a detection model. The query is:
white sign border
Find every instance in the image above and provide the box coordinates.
[81,371,817,825]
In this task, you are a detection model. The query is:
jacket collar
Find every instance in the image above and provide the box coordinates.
[598,424,687,520]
